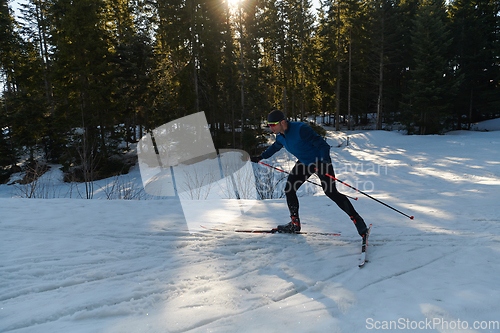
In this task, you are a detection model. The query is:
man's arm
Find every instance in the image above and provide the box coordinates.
[260,140,284,160]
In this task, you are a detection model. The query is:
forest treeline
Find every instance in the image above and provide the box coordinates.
[0,0,499,183]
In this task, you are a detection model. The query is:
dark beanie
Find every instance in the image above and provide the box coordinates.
[267,110,285,123]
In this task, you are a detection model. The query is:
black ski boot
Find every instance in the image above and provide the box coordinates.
[277,217,301,233]
[351,215,367,237]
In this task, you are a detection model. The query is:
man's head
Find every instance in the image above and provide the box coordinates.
[267,110,286,134]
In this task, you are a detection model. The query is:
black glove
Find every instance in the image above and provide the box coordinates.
[250,155,263,163]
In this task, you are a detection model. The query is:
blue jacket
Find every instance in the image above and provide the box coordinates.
[261,121,331,165]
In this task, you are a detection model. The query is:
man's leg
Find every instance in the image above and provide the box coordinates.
[284,162,311,218]
[278,162,312,233]
[317,163,367,237]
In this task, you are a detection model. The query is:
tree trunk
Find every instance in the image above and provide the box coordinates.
[376,9,384,131]
[348,28,352,130]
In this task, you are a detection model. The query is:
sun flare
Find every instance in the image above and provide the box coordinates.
[227,0,241,10]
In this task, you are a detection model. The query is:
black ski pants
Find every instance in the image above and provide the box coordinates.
[285,161,363,226]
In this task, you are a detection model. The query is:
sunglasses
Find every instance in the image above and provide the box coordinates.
[267,120,282,128]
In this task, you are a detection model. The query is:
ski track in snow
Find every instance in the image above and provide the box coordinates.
[1,128,500,332]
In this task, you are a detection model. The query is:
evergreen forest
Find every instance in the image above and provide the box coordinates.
[1,0,499,183]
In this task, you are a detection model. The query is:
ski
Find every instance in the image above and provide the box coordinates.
[200,225,340,236]
[359,224,373,268]
[236,229,341,236]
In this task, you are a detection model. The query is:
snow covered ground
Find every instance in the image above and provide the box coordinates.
[1,122,500,333]
[471,118,500,131]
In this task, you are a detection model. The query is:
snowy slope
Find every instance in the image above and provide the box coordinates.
[471,117,500,131]
[1,128,500,333]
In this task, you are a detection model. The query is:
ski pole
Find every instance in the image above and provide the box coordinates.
[257,161,358,201]
[322,171,414,220]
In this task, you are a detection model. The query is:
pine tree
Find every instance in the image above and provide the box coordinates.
[0,0,18,170]
[317,0,366,129]
[343,0,371,130]
[259,0,288,112]
[48,0,125,193]
[109,0,154,144]
[153,0,201,125]
[287,0,316,120]
[403,0,455,134]
[317,0,343,127]
[2,0,52,164]
[233,0,269,149]
[449,0,500,128]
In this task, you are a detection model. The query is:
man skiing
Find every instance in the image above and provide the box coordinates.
[251,110,368,238]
